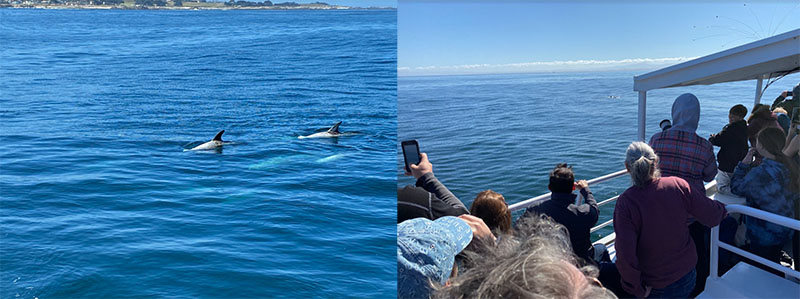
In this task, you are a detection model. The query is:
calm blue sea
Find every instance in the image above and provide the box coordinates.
[1,9,396,298]
[398,71,800,239]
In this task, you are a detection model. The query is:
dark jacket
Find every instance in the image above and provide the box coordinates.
[519,188,598,262]
[397,172,469,223]
[709,120,749,173]
[771,94,798,118]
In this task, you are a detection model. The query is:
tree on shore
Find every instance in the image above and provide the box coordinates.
[90,0,122,4]
[134,0,165,6]
[224,0,272,7]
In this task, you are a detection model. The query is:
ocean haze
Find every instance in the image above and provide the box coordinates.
[397,56,700,76]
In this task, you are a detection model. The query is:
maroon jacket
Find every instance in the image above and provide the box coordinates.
[613,177,727,298]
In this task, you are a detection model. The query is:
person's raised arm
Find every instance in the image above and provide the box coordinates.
[784,124,799,157]
[409,153,469,215]
[771,91,789,110]
[730,148,756,198]
[576,180,599,224]
[709,124,733,147]
[458,214,496,243]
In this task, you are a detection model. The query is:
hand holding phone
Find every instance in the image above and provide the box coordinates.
[742,148,757,165]
[401,139,421,173]
[408,153,433,179]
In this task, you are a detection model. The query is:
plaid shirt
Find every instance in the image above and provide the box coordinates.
[649,130,717,192]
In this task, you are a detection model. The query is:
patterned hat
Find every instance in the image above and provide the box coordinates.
[397,216,473,299]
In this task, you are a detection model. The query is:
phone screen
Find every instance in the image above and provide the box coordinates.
[402,140,420,173]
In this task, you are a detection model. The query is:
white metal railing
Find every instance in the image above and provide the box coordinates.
[709,204,800,280]
[510,170,722,236]
[591,219,614,234]
[508,169,628,213]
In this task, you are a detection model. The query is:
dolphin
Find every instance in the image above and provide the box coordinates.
[298,122,344,139]
[190,130,226,150]
[315,153,348,163]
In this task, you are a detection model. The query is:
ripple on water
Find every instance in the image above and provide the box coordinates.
[1,9,396,299]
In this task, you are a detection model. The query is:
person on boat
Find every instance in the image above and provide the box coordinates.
[434,215,616,299]
[659,119,672,131]
[518,163,600,264]
[649,93,717,192]
[648,93,718,295]
[614,142,727,299]
[398,214,495,299]
[730,127,800,267]
[773,107,791,135]
[709,104,749,195]
[770,83,799,119]
[747,104,783,148]
[469,190,513,236]
[398,152,469,223]
[783,118,799,160]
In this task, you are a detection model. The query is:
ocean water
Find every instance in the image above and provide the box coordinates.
[0,9,396,298]
[398,71,800,239]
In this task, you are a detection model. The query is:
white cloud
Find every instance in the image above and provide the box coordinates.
[398,57,700,76]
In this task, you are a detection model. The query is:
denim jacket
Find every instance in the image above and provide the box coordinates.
[731,159,799,246]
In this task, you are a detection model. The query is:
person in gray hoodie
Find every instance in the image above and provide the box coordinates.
[648,93,717,297]
[649,93,717,192]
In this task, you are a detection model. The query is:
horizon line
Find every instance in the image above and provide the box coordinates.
[398,56,700,77]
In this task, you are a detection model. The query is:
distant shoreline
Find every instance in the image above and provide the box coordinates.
[0,3,395,10]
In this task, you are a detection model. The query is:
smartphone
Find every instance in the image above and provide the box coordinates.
[401,140,421,173]
[792,107,799,124]
[787,91,793,97]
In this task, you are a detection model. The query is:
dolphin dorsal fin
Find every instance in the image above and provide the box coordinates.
[213,130,225,141]
[327,121,342,133]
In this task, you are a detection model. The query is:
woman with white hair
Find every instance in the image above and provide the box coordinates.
[613,142,727,298]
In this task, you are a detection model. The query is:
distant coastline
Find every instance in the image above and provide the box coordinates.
[0,0,395,10]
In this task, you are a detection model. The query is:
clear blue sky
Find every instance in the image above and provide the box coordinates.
[399,1,799,75]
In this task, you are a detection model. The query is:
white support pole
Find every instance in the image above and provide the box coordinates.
[755,75,764,105]
[638,91,647,141]
[710,225,720,279]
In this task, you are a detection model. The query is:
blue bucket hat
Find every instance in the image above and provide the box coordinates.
[397,216,473,299]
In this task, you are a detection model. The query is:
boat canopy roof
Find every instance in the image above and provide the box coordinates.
[634,29,800,92]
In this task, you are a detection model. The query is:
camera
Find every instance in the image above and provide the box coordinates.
[659,119,672,131]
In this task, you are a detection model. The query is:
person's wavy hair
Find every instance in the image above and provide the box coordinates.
[434,215,617,299]
[470,190,513,236]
